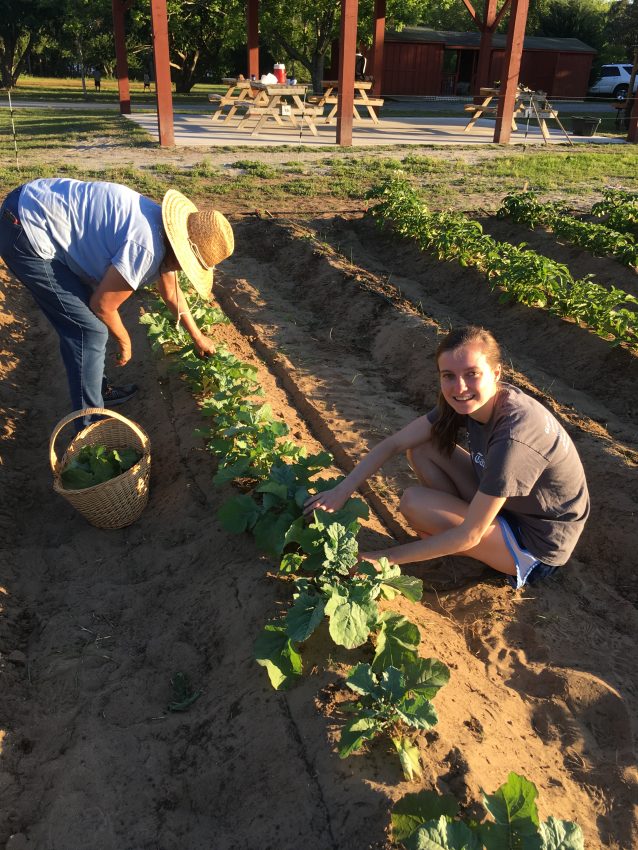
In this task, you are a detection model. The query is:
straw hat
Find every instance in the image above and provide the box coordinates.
[161,189,234,300]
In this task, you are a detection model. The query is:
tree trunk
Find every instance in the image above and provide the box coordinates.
[76,34,87,98]
[173,50,199,93]
[310,53,325,95]
[0,33,34,88]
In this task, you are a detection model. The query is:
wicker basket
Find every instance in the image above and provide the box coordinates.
[50,407,151,529]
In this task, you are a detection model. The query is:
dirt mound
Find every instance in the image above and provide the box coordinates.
[1,211,637,850]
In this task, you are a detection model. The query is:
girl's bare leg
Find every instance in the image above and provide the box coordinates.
[403,441,516,576]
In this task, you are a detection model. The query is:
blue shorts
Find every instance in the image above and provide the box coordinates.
[497,515,559,589]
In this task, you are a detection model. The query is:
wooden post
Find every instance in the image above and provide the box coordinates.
[150,0,174,147]
[370,0,385,98]
[336,0,358,146]
[247,0,259,79]
[494,0,529,144]
[473,0,498,97]
[627,47,638,143]
[111,0,131,114]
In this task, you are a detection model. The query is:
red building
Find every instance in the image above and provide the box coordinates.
[382,28,595,98]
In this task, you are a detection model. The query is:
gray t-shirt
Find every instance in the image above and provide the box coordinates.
[19,178,165,290]
[430,383,589,566]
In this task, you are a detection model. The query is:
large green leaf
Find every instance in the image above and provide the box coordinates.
[322,522,359,575]
[252,510,298,558]
[371,613,421,673]
[217,494,261,534]
[346,663,378,698]
[539,818,584,850]
[391,791,459,844]
[481,773,542,850]
[381,573,424,603]
[339,716,382,758]
[405,816,482,850]
[324,588,378,648]
[254,623,302,690]
[285,592,326,643]
[396,693,439,730]
[404,658,451,699]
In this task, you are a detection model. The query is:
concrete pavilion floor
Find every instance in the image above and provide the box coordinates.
[125,110,622,148]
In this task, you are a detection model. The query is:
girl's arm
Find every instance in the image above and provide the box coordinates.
[303,413,435,515]
[361,491,506,565]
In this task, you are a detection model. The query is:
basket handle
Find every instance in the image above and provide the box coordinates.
[49,407,149,474]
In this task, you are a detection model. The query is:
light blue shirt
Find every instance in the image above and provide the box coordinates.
[19,178,165,290]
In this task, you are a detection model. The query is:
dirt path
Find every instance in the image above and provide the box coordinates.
[1,206,637,850]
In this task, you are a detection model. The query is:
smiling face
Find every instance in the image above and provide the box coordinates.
[437,343,501,423]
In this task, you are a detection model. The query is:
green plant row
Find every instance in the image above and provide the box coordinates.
[371,177,637,351]
[391,772,584,849]
[498,190,638,268]
[141,293,447,780]
[591,187,638,236]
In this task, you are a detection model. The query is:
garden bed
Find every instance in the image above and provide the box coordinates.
[1,209,637,850]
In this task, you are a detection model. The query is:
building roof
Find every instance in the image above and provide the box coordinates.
[386,27,596,54]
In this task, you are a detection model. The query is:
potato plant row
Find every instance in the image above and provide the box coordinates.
[498,190,638,268]
[141,295,584,847]
[591,188,638,236]
[371,177,638,351]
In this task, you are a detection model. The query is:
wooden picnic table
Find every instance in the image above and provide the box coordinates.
[237,81,321,136]
[318,80,384,124]
[208,77,253,123]
[464,86,565,143]
[463,87,523,132]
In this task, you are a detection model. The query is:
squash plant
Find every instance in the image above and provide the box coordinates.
[392,772,584,850]
[338,659,450,780]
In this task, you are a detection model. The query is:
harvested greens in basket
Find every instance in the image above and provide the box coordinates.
[61,444,142,490]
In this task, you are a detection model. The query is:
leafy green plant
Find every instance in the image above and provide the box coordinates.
[591,188,638,236]
[498,190,638,268]
[371,177,637,350]
[60,444,141,490]
[392,772,584,849]
[338,659,449,780]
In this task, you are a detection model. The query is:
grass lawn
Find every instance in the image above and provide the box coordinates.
[1,82,637,212]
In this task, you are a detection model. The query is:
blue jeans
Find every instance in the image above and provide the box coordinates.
[0,186,108,428]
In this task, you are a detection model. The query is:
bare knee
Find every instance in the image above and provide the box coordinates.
[399,485,427,526]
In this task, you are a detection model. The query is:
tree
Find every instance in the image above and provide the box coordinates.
[605,0,638,60]
[260,0,442,94]
[532,0,608,52]
[0,0,61,87]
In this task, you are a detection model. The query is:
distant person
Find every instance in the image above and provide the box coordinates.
[143,72,151,91]
[304,326,590,588]
[93,69,101,91]
[0,179,234,430]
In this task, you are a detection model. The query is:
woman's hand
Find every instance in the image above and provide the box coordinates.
[303,483,350,517]
[194,334,216,358]
[115,340,132,366]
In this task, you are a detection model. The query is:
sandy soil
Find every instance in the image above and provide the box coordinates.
[1,198,637,850]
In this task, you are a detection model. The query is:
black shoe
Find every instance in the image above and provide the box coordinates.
[103,383,138,407]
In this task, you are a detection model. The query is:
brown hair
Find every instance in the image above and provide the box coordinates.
[431,326,502,456]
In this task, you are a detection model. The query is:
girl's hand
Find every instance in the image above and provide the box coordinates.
[303,483,350,517]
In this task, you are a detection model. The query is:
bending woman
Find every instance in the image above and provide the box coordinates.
[304,326,589,588]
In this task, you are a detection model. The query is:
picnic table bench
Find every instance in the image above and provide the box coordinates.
[208,77,253,122]
[318,80,384,124]
[237,81,321,136]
